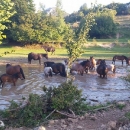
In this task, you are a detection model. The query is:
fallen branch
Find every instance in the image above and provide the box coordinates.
[45,109,56,119]
[91,104,114,112]
[69,109,75,117]
[56,110,77,118]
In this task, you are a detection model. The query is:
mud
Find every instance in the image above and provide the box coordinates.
[0,60,130,110]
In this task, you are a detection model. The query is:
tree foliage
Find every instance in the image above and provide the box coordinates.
[65,12,95,74]
[89,8,117,38]
[0,0,15,43]
[106,2,130,15]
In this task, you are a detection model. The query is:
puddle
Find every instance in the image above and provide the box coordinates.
[0,61,130,110]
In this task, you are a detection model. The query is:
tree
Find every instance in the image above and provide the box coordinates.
[4,0,36,44]
[79,3,89,15]
[65,12,95,79]
[89,8,117,38]
[0,0,15,43]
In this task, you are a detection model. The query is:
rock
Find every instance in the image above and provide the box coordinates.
[118,127,124,130]
[84,113,89,118]
[54,120,59,123]
[34,126,46,130]
[117,101,126,105]
[61,124,67,128]
[77,125,83,129]
[0,120,5,127]
[101,124,107,129]
[60,119,66,124]
[107,121,117,129]
[49,120,55,125]
[68,118,78,123]
[79,116,85,120]
[107,128,112,130]
[89,116,97,120]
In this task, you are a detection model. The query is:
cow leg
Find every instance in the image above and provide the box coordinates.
[122,60,123,66]
[39,59,41,65]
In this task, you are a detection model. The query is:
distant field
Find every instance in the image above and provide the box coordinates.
[115,15,130,39]
[0,43,130,60]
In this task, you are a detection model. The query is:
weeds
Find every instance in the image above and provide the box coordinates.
[125,112,130,120]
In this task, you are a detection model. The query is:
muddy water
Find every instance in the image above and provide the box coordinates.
[0,61,130,110]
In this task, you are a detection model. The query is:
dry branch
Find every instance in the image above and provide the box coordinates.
[56,110,77,118]
[69,109,76,117]
[91,104,114,112]
[45,109,56,119]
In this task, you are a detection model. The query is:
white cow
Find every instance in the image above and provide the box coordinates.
[44,67,53,77]
[106,64,116,73]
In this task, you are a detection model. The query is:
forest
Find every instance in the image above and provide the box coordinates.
[1,0,130,45]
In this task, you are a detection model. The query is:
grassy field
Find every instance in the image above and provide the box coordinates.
[0,43,130,60]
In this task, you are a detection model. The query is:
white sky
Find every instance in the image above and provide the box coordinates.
[33,0,130,14]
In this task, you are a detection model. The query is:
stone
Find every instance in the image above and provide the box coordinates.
[118,127,124,130]
[54,120,59,123]
[107,121,117,129]
[79,116,85,120]
[35,126,46,130]
[84,113,89,118]
[60,119,66,124]
[89,116,97,120]
[68,118,78,123]
[61,124,67,128]
[117,101,126,105]
[77,125,83,129]
[49,120,55,125]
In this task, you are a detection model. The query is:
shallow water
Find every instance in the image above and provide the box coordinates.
[0,61,130,110]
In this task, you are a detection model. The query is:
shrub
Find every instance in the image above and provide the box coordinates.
[0,81,89,127]
[52,81,86,111]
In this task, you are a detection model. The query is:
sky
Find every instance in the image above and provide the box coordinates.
[33,0,130,14]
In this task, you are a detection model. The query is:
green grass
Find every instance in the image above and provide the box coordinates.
[0,43,130,60]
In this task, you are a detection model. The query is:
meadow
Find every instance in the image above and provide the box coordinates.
[0,42,130,60]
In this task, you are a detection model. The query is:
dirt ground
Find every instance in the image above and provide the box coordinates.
[1,57,130,130]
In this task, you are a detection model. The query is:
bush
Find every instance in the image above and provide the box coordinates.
[52,81,86,112]
[0,81,89,127]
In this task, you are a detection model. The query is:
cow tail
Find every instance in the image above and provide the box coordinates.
[20,68,25,79]
[0,77,2,87]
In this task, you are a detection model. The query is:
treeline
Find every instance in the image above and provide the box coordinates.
[2,0,69,45]
[65,2,130,23]
[1,0,129,45]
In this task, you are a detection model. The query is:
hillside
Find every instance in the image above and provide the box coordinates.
[115,15,130,39]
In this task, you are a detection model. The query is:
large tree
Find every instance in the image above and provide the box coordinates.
[89,8,117,38]
[4,0,36,44]
[0,0,15,43]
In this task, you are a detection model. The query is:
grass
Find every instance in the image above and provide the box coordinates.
[0,43,130,60]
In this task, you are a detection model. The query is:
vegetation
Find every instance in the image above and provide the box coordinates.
[89,8,117,38]
[0,0,15,43]
[0,0,130,45]
[0,42,130,60]
[0,81,93,127]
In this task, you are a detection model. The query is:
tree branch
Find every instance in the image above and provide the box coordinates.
[45,109,56,119]
[56,110,77,118]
